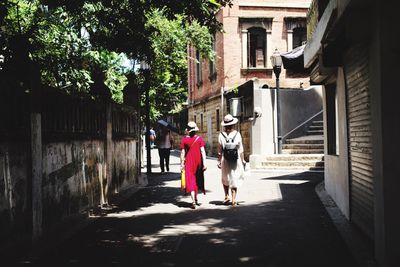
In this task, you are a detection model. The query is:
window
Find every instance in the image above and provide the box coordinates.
[194,114,197,125]
[196,50,202,85]
[285,17,307,51]
[248,27,266,68]
[326,84,339,155]
[200,113,204,131]
[293,27,307,49]
[216,109,220,131]
[240,18,272,69]
[209,35,217,80]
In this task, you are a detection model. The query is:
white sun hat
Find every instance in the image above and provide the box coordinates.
[221,114,238,126]
[186,121,199,132]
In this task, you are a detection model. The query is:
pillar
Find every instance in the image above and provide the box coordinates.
[287,29,293,51]
[242,30,248,68]
[266,30,273,69]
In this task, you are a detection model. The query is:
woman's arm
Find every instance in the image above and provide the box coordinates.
[180,149,185,170]
[200,147,207,171]
[217,144,222,168]
[238,133,246,165]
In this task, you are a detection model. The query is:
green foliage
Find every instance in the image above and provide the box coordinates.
[0,1,130,102]
[1,0,232,111]
[144,9,218,121]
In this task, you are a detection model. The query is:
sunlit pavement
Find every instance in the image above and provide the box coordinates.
[14,148,358,267]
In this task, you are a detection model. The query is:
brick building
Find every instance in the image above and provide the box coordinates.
[187,0,314,159]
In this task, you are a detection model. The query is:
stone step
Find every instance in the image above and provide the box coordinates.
[265,154,324,161]
[262,160,324,168]
[312,120,323,125]
[306,130,324,135]
[309,125,323,131]
[259,154,324,171]
[282,143,324,149]
[282,148,324,154]
[285,138,324,144]
[259,165,324,171]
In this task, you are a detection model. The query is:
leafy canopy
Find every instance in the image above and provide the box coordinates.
[0,0,231,111]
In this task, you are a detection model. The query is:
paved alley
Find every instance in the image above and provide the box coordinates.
[13,149,358,267]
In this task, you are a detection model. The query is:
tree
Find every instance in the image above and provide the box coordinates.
[0,1,130,102]
[0,0,232,106]
[146,9,216,120]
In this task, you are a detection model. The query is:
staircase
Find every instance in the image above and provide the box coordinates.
[261,120,325,171]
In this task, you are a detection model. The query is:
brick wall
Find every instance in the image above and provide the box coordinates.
[187,0,312,159]
[222,0,311,90]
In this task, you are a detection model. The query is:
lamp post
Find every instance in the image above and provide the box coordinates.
[270,48,283,154]
[141,61,152,174]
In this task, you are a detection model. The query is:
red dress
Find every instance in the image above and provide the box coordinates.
[180,135,205,194]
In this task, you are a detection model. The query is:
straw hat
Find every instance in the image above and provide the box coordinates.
[186,121,199,132]
[221,114,238,126]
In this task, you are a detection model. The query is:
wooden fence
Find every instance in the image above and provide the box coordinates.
[0,87,139,142]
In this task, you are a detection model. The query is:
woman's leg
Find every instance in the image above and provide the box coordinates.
[165,148,171,171]
[190,191,196,209]
[223,185,230,203]
[158,149,164,172]
[231,188,237,206]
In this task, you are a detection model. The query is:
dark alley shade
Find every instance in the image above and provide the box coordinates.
[281,44,306,71]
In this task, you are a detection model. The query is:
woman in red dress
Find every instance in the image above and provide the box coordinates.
[180,121,207,209]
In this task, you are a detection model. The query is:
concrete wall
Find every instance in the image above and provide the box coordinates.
[42,141,105,227]
[0,142,30,242]
[112,140,142,192]
[0,93,142,244]
[323,68,350,219]
[280,86,323,137]
[0,138,142,238]
[251,87,276,156]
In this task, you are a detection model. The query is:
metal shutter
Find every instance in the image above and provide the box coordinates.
[345,43,374,239]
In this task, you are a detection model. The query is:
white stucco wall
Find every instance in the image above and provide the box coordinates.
[323,68,350,219]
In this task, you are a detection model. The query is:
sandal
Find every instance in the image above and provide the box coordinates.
[232,201,238,207]
[191,202,196,209]
[223,197,230,204]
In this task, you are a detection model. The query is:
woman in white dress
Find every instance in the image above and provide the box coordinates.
[217,114,246,206]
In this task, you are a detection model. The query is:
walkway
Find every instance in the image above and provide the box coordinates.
[13,149,358,267]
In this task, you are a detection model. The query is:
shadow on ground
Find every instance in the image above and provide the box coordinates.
[10,172,358,267]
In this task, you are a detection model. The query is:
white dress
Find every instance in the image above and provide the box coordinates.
[219,130,244,188]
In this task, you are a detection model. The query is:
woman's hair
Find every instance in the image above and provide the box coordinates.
[189,131,196,137]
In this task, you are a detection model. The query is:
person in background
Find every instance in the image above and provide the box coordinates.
[149,127,156,148]
[157,127,173,173]
[180,121,207,209]
[217,114,246,207]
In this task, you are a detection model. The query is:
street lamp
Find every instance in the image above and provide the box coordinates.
[141,61,152,174]
[270,48,283,154]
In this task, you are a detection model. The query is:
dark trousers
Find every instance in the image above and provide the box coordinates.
[158,148,171,172]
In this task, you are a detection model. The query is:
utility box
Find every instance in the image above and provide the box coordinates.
[229,97,242,117]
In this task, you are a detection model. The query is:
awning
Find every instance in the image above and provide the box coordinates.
[281,44,305,71]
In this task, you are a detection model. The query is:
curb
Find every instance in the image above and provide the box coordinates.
[315,182,379,267]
